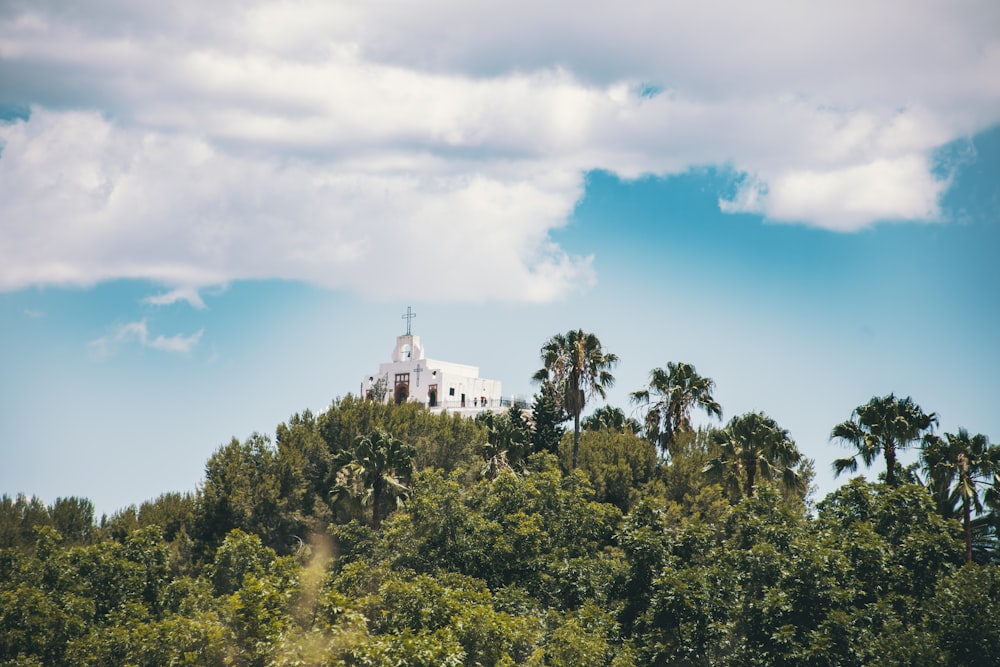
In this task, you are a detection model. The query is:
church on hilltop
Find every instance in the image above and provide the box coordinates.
[361,308,505,416]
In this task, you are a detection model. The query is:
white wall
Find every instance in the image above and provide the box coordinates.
[361,335,504,413]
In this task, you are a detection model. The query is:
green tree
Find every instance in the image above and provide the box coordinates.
[505,400,533,450]
[137,492,197,543]
[704,412,807,500]
[620,494,734,663]
[317,395,482,476]
[922,429,1000,563]
[816,479,963,601]
[582,405,641,434]
[539,603,621,667]
[48,497,96,545]
[647,429,721,509]
[530,382,567,455]
[831,393,937,487]
[208,530,297,667]
[476,410,528,480]
[360,571,541,665]
[210,529,276,597]
[532,330,619,469]
[630,362,722,456]
[347,628,465,667]
[0,494,51,549]
[378,464,622,608]
[121,526,171,615]
[467,464,623,607]
[64,608,229,667]
[332,430,415,529]
[376,470,487,578]
[558,428,657,510]
[927,564,1000,666]
[198,433,283,553]
[273,409,340,541]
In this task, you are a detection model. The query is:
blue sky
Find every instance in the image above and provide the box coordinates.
[1,1,998,517]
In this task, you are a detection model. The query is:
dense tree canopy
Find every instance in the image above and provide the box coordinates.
[582,405,642,435]
[1,336,997,666]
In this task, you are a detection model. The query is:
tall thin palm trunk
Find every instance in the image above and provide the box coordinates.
[372,477,383,529]
[960,453,972,564]
[884,440,897,486]
[573,412,581,470]
[745,455,757,498]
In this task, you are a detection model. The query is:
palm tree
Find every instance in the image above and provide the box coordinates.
[476,410,528,479]
[922,429,1000,563]
[582,405,641,434]
[630,362,722,456]
[831,393,937,487]
[332,429,414,529]
[532,329,619,469]
[704,411,805,500]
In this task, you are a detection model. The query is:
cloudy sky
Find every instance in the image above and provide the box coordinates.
[2,0,998,517]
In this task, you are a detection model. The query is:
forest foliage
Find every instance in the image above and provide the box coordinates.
[2,337,999,666]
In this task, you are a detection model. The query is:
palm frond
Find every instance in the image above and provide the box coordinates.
[833,456,859,477]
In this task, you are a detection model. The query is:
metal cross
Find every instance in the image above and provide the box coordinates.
[413,363,423,387]
[402,306,417,335]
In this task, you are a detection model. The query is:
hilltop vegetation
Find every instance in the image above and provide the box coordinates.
[2,331,999,666]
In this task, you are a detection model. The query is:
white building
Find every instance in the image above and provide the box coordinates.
[361,313,504,416]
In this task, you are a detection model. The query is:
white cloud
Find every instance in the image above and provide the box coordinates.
[0,108,592,299]
[148,329,204,353]
[721,155,951,231]
[1,0,998,295]
[142,287,207,310]
[89,319,203,356]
